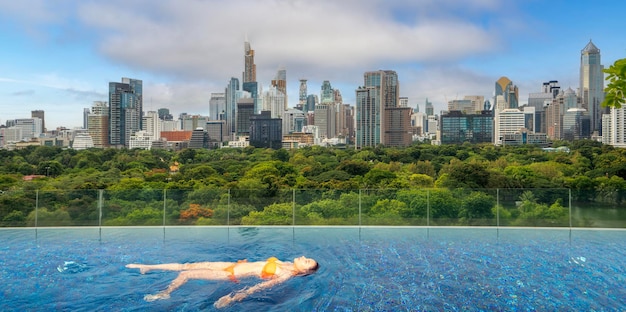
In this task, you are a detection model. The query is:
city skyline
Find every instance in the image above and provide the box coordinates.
[1,0,626,130]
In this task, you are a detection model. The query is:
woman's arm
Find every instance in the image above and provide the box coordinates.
[214,274,291,308]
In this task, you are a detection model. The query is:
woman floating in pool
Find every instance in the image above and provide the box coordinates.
[126,256,319,308]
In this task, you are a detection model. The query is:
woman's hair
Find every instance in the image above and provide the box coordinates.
[298,262,319,276]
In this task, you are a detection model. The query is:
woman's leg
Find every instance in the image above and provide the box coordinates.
[144,269,231,301]
[127,262,231,274]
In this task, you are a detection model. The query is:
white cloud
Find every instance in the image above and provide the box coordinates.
[75,0,505,81]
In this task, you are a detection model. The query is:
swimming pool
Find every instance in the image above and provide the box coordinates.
[1,227,624,311]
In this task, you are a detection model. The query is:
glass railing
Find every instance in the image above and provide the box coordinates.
[1,188,625,228]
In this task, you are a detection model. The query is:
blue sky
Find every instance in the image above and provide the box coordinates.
[1,0,625,130]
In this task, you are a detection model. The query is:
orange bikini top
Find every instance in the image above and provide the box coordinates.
[260,257,278,279]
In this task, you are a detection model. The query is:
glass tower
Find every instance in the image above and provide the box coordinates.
[579,40,604,134]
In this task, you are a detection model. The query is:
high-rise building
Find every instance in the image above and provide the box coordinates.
[320,80,334,104]
[494,108,526,145]
[142,111,161,140]
[88,101,109,148]
[158,108,173,121]
[306,94,317,112]
[225,77,240,136]
[495,77,519,109]
[271,67,287,108]
[282,109,306,135]
[602,107,626,147]
[425,98,434,116]
[528,81,560,133]
[209,93,226,121]
[298,79,308,107]
[385,106,412,147]
[236,98,255,136]
[579,40,605,135]
[5,118,42,141]
[440,110,494,144]
[263,86,286,119]
[563,108,590,141]
[243,39,256,83]
[109,77,143,148]
[249,111,282,149]
[31,110,45,132]
[355,70,399,148]
[206,120,226,146]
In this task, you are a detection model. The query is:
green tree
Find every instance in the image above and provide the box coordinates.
[603,58,626,108]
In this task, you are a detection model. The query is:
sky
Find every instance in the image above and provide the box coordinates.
[1,0,625,130]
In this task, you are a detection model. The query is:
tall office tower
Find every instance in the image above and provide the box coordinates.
[306,94,317,112]
[425,98,434,116]
[343,104,355,144]
[31,110,45,132]
[298,79,308,106]
[314,102,335,139]
[355,70,399,147]
[209,93,226,120]
[158,108,173,121]
[271,67,287,108]
[225,77,240,136]
[580,40,605,135]
[528,81,560,133]
[355,86,379,148]
[495,76,519,109]
[334,90,346,138]
[385,106,413,147]
[243,38,256,83]
[544,94,563,140]
[88,101,109,148]
[263,86,286,119]
[108,77,143,148]
[236,98,255,136]
[142,111,161,140]
[320,80,334,104]
[83,108,90,129]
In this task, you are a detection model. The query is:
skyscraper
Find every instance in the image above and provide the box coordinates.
[88,101,109,148]
[579,40,604,135]
[109,77,142,148]
[495,77,519,109]
[243,39,256,83]
[271,67,287,108]
[355,70,400,148]
[225,77,240,136]
[209,93,226,121]
[31,110,45,132]
[298,79,308,107]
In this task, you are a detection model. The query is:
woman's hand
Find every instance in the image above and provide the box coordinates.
[214,294,233,309]
[214,292,245,309]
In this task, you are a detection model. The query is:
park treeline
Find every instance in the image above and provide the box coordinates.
[0,140,625,227]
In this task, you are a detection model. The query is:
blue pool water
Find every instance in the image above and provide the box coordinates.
[1,227,625,311]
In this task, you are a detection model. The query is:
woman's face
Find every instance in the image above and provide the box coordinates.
[294,256,317,272]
